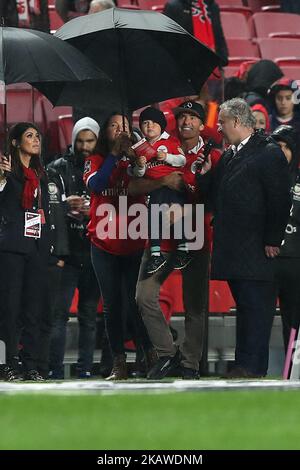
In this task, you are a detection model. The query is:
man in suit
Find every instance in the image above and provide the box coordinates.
[212,98,291,378]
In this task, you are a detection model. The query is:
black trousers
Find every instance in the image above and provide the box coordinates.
[49,258,100,374]
[36,263,63,376]
[0,248,48,371]
[274,257,300,352]
[228,279,276,376]
[91,245,152,357]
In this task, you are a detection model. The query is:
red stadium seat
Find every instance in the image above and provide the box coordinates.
[252,12,300,38]
[220,12,252,39]
[5,84,33,124]
[118,3,140,9]
[57,114,73,152]
[219,5,252,20]
[227,38,260,56]
[226,39,260,65]
[280,65,300,81]
[224,65,240,77]
[257,38,300,61]
[138,0,167,9]
[117,0,139,5]
[217,0,245,5]
[209,281,235,313]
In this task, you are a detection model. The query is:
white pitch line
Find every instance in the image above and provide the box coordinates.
[0,379,300,394]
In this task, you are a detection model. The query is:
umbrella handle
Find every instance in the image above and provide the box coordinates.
[117,28,126,131]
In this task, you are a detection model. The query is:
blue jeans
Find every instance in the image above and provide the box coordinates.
[91,245,152,357]
[49,257,100,374]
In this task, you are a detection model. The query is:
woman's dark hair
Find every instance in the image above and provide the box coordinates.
[8,122,45,180]
[98,112,133,155]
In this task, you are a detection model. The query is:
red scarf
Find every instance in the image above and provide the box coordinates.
[191,1,216,51]
[22,166,39,210]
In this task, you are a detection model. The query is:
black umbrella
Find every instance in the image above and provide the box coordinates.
[54,7,222,115]
[0,26,109,145]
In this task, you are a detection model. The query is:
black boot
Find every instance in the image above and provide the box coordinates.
[106,354,128,381]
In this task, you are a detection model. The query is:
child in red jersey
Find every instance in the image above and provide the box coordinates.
[132,107,191,275]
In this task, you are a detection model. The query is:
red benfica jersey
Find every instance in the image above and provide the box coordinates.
[83,153,146,256]
[160,139,221,252]
[143,133,185,179]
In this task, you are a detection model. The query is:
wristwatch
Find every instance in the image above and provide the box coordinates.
[0,177,7,191]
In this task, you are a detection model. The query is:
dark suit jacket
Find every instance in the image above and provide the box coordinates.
[0,173,50,256]
[211,133,291,281]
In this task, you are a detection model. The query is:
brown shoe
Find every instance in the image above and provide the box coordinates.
[106,354,128,381]
[223,366,265,379]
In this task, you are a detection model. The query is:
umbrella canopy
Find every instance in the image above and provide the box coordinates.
[0,27,109,103]
[54,8,222,114]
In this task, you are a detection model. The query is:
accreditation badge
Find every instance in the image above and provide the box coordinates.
[24,212,42,239]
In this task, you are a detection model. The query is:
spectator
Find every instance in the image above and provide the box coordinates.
[129,100,220,380]
[224,77,247,102]
[251,103,270,133]
[30,0,50,33]
[84,113,157,381]
[47,117,101,379]
[35,167,70,378]
[163,0,228,66]
[269,78,300,136]
[0,0,18,26]
[131,106,190,275]
[271,125,300,352]
[0,122,50,382]
[211,98,291,378]
[244,60,283,110]
[55,0,92,22]
[88,0,115,13]
[55,0,114,23]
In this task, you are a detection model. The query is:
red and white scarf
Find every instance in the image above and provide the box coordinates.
[22,166,39,210]
[191,0,216,51]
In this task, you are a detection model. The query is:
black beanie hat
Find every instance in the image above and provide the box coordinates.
[139,107,167,133]
[271,125,297,155]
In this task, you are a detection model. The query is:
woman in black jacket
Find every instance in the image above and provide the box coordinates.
[0,122,50,381]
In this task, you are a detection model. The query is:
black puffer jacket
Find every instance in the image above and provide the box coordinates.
[47,148,90,267]
[211,132,291,281]
[46,167,69,262]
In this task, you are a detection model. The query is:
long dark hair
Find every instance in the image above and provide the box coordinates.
[98,112,133,156]
[8,122,46,180]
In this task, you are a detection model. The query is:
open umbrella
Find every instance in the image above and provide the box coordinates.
[54,7,222,115]
[0,26,109,147]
